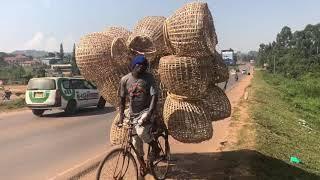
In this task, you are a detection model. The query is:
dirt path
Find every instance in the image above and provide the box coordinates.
[146,69,255,179]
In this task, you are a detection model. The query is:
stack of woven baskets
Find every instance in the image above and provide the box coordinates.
[75,2,231,145]
[159,2,230,143]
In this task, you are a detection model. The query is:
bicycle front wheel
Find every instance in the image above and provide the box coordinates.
[96,148,138,180]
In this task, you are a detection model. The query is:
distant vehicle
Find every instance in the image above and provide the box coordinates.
[25,77,106,117]
[241,69,247,74]
[222,49,237,66]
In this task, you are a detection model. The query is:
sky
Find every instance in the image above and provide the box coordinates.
[0,0,320,53]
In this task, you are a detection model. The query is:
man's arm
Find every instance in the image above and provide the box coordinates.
[118,77,127,125]
[148,94,158,117]
[118,97,126,124]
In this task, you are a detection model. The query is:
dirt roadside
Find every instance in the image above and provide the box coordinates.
[145,70,255,179]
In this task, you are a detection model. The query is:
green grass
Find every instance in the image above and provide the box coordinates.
[249,71,320,178]
[0,98,26,111]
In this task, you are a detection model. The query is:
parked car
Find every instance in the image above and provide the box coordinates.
[241,69,247,74]
[25,77,106,116]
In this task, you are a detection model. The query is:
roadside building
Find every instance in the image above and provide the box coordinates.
[46,64,72,77]
[3,54,32,65]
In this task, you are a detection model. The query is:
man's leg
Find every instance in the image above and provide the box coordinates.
[135,124,161,160]
[132,135,147,175]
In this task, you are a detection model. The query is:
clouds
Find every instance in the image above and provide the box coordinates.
[23,32,74,52]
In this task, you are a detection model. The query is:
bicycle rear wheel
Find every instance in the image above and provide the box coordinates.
[96,148,138,180]
[149,134,171,180]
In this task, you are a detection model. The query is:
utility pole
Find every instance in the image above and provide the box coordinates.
[273,56,276,74]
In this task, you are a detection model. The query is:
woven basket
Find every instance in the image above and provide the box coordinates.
[94,65,130,107]
[76,32,132,107]
[163,93,213,143]
[103,26,132,40]
[159,55,212,97]
[202,85,231,121]
[211,52,229,83]
[110,110,130,146]
[164,2,217,57]
[127,16,170,58]
[76,32,131,83]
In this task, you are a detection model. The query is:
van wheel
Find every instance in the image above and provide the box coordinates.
[32,109,45,117]
[97,97,106,109]
[65,100,77,115]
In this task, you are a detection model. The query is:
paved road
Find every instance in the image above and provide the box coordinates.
[0,107,115,180]
[0,68,249,180]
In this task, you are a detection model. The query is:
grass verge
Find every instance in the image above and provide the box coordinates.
[249,71,320,178]
[0,98,26,112]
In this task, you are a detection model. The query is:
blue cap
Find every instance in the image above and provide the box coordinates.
[131,55,148,69]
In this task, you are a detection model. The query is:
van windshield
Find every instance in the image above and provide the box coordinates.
[27,79,56,90]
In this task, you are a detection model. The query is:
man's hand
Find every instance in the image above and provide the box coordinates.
[139,112,151,125]
[116,113,125,127]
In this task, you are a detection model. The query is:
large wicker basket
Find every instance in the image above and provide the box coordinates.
[211,52,229,83]
[103,26,132,40]
[202,85,231,121]
[110,111,130,146]
[164,2,217,57]
[75,32,131,82]
[163,93,213,143]
[159,55,212,97]
[127,16,170,59]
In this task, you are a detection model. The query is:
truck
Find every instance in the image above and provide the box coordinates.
[221,49,237,66]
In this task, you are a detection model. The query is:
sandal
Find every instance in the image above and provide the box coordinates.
[139,166,148,177]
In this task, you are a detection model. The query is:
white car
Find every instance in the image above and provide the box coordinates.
[25,77,106,116]
[241,69,247,74]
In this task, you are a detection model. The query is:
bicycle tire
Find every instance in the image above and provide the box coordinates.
[149,134,171,180]
[96,148,138,180]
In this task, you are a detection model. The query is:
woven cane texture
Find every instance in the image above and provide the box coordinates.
[94,65,130,107]
[75,32,131,82]
[149,56,168,110]
[103,26,132,40]
[110,110,130,146]
[128,16,170,57]
[164,2,217,57]
[159,55,211,97]
[75,32,113,82]
[76,32,131,107]
[211,52,229,83]
[163,93,213,143]
[202,85,231,121]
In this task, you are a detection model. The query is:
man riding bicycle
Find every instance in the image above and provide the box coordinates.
[117,55,161,176]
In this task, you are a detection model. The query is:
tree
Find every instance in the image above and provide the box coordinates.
[71,43,80,75]
[59,43,64,61]
[276,26,293,49]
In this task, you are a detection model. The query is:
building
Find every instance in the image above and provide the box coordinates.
[41,57,62,65]
[20,60,42,67]
[3,54,32,65]
[46,64,72,77]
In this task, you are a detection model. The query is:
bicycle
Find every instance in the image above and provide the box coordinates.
[96,119,171,180]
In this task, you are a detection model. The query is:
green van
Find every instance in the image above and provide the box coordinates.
[25,77,106,116]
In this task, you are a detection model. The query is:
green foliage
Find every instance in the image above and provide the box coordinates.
[257,24,320,78]
[71,43,80,75]
[250,71,320,176]
[0,98,26,111]
[59,43,64,61]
